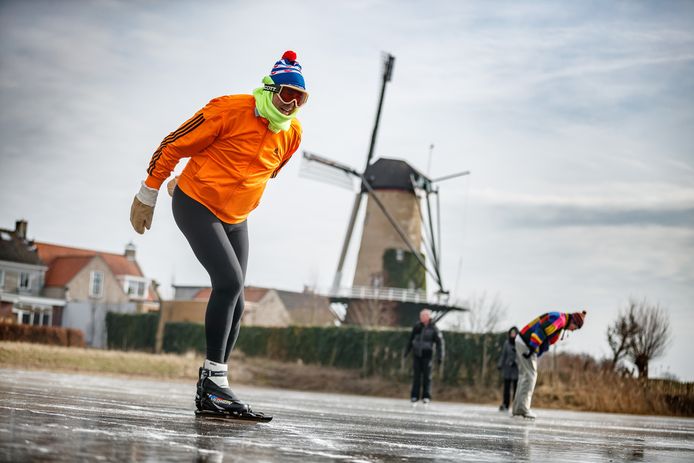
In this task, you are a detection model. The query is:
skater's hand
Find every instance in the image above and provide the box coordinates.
[130,181,157,234]
[167,176,179,197]
[522,351,532,359]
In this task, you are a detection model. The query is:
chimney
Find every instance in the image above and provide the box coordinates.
[15,220,28,240]
[125,242,136,261]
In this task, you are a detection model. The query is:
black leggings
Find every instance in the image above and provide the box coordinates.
[172,187,248,364]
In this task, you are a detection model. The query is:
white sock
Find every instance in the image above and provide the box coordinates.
[203,359,229,388]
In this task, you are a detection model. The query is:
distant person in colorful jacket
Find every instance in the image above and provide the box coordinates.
[512,311,586,419]
[129,51,308,421]
[404,309,445,404]
[497,326,519,411]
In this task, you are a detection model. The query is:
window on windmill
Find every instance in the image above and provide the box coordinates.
[370,274,383,288]
[396,249,405,262]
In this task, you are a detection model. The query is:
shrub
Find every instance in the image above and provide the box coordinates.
[105,312,159,352]
[0,322,84,347]
[162,322,206,354]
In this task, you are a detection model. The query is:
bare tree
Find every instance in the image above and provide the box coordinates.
[628,299,671,379]
[465,292,507,334]
[459,292,508,384]
[607,302,640,369]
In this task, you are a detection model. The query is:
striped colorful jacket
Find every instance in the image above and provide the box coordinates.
[519,312,569,357]
[144,95,302,224]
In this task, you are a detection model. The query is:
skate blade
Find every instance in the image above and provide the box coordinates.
[195,409,273,423]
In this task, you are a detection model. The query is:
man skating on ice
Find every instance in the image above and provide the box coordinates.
[130,51,308,420]
[512,310,586,419]
[404,309,445,404]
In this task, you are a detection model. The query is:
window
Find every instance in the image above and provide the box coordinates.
[89,271,104,298]
[125,278,147,298]
[14,308,52,326]
[18,272,31,290]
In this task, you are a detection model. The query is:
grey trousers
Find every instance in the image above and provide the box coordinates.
[512,336,537,416]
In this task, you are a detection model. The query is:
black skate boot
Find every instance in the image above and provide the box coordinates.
[195,367,272,423]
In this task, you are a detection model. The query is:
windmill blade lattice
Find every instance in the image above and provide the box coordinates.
[299,152,355,191]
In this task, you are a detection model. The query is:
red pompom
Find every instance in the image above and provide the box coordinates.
[282,50,297,62]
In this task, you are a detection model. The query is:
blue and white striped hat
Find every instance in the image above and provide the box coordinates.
[270,50,306,90]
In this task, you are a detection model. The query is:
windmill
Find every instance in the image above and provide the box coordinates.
[301,53,469,327]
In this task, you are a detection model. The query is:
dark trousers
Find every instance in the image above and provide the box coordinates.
[411,355,433,400]
[172,187,248,364]
[503,378,518,408]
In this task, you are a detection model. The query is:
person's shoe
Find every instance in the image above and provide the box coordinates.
[499,404,508,411]
[410,397,418,403]
[196,367,248,415]
[422,398,431,404]
[512,410,536,420]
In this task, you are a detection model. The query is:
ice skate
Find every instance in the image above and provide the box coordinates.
[422,398,431,406]
[512,410,536,420]
[195,367,272,423]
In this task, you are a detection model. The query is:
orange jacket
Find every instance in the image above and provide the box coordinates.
[145,95,302,224]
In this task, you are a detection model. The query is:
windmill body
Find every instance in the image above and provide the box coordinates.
[352,158,426,290]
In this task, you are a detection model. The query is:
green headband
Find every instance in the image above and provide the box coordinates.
[253,76,298,133]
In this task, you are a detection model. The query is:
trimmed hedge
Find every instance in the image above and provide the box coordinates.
[0,322,85,347]
[105,312,159,352]
[162,322,206,354]
[160,322,505,386]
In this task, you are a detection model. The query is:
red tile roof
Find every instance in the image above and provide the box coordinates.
[36,242,143,278]
[193,288,211,300]
[245,286,270,302]
[44,256,94,286]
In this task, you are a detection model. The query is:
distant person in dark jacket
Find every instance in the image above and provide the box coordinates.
[497,326,519,411]
[404,309,445,404]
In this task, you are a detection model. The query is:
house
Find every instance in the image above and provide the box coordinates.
[158,284,335,331]
[35,240,160,347]
[0,220,65,326]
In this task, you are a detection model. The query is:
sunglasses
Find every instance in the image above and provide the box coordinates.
[263,84,309,107]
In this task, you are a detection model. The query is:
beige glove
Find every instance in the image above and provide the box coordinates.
[167,176,179,197]
[130,182,158,234]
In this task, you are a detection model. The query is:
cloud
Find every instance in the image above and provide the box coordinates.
[499,204,694,228]
[470,183,694,228]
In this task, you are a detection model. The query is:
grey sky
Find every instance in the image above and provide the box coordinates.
[1,1,693,380]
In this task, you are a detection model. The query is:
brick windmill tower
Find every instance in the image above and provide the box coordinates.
[301,54,469,326]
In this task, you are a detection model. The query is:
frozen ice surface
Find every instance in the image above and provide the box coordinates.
[1,368,692,462]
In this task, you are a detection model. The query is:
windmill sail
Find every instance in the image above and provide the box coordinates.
[299,153,355,191]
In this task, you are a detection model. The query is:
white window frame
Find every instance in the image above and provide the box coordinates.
[41,310,53,327]
[13,307,52,326]
[124,277,148,299]
[18,271,31,290]
[89,271,104,298]
[0,269,5,289]
[13,307,30,325]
